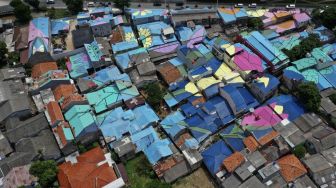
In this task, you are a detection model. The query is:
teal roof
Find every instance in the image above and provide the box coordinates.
[63,127,74,140]
[84,40,104,62]
[292,57,317,71]
[64,105,96,137]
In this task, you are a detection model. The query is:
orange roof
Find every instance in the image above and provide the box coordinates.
[277,154,307,182]
[53,84,77,101]
[61,94,86,110]
[31,62,58,78]
[153,155,183,177]
[55,122,71,146]
[157,63,181,84]
[58,147,118,188]
[258,130,279,146]
[222,152,245,172]
[46,101,64,125]
[244,136,259,152]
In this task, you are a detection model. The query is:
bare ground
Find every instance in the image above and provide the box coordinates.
[173,167,215,188]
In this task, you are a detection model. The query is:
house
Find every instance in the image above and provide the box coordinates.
[128,8,169,25]
[217,7,248,25]
[129,61,158,88]
[1,164,37,188]
[221,174,242,188]
[52,84,78,102]
[277,154,307,183]
[239,176,266,188]
[0,67,25,81]
[115,47,150,73]
[153,153,189,183]
[157,61,184,86]
[111,26,139,55]
[223,152,245,173]
[248,74,280,102]
[31,88,55,112]
[170,8,219,28]
[273,119,306,148]
[258,162,281,182]
[27,52,54,66]
[28,17,50,59]
[234,160,255,181]
[320,97,336,117]
[64,105,99,145]
[293,113,323,134]
[72,27,94,49]
[57,147,125,188]
[110,137,136,161]
[303,154,336,187]
[95,37,112,58]
[0,80,31,123]
[220,124,246,152]
[201,140,233,182]
[0,132,12,158]
[181,147,203,171]
[31,61,58,79]
[177,44,213,70]
[46,101,64,127]
[175,24,206,46]
[266,95,305,121]
[293,175,317,188]
[60,94,87,112]
[52,121,77,155]
[321,147,336,165]
[89,17,112,37]
[29,70,72,95]
[67,52,93,79]
[51,19,70,36]
[84,40,110,69]
[244,150,267,170]
[306,125,336,153]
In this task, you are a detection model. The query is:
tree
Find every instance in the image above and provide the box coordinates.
[14,3,32,24]
[47,7,56,19]
[63,0,82,14]
[10,0,22,7]
[247,17,263,30]
[143,82,166,111]
[29,160,58,187]
[297,82,321,112]
[329,93,336,105]
[28,0,40,10]
[312,7,336,30]
[293,144,306,159]
[0,41,8,68]
[113,0,130,13]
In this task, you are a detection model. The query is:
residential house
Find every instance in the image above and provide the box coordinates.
[157,60,184,86]
[175,24,206,46]
[170,8,220,28]
[57,147,125,188]
[257,162,281,183]
[0,67,25,81]
[115,47,150,73]
[217,7,248,26]
[273,119,306,148]
[293,175,317,188]
[322,147,336,165]
[28,17,50,59]
[89,16,113,37]
[52,84,78,102]
[239,176,266,188]
[0,79,31,123]
[277,154,307,183]
[306,125,336,153]
[303,154,336,187]
[129,61,158,88]
[153,153,189,183]
[84,40,110,70]
[128,8,169,25]
[64,105,99,145]
[248,74,280,102]
[1,164,36,188]
[29,70,72,95]
[0,132,12,158]
[72,27,95,49]
[52,121,77,155]
[111,26,139,55]
[31,88,55,112]
[31,61,58,79]
[110,137,136,161]
[45,101,64,127]
[293,113,323,134]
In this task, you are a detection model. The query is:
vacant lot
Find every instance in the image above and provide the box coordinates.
[173,167,215,188]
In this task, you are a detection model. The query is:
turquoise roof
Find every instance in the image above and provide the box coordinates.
[64,105,96,137]
[84,40,104,62]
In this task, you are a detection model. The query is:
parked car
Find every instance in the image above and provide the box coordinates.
[286,4,296,9]
[248,3,257,8]
[234,3,244,8]
[46,0,54,4]
[87,2,95,7]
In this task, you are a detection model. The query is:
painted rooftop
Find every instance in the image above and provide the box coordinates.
[270,32,308,50]
[111,26,139,54]
[67,52,92,79]
[267,20,296,34]
[137,21,178,49]
[114,48,149,71]
[86,84,139,113]
[28,17,49,43]
[84,40,104,62]
[64,105,97,137]
[201,140,233,175]
[175,25,206,48]
[164,79,200,107]
[312,26,335,43]
[161,111,187,139]
[217,7,248,24]
[319,43,336,60]
[51,19,70,35]
[250,74,280,95]
[96,104,159,141]
[266,95,305,121]
[220,123,246,152]
[29,37,49,58]
[129,8,168,20]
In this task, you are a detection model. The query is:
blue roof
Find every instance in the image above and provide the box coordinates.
[220,124,245,151]
[68,52,92,79]
[131,126,159,152]
[51,19,69,35]
[161,111,186,139]
[251,74,280,95]
[81,66,130,87]
[283,69,305,81]
[129,8,168,20]
[266,95,305,121]
[184,138,199,149]
[201,140,233,175]
[114,48,148,71]
[97,104,159,140]
[144,138,173,164]
[112,41,139,54]
[319,65,336,88]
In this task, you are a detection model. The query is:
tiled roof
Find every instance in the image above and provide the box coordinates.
[223,152,245,172]
[31,62,58,78]
[53,84,77,101]
[258,130,279,145]
[157,62,181,85]
[243,136,259,152]
[277,154,307,182]
[46,101,64,125]
[61,94,86,111]
[153,155,183,177]
[58,147,118,188]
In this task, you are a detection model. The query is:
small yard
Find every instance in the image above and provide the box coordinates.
[47,8,71,19]
[173,168,215,188]
[125,154,171,188]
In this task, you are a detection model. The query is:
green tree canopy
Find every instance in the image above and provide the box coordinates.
[143,82,166,111]
[9,0,22,7]
[29,160,58,187]
[330,93,336,105]
[113,0,130,12]
[297,81,321,112]
[28,0,40,10]
[0,41,8,68]
[293,144,306,159]
[247,17,263,30]
[63,0,83,14]
[312,7,336,30]
[283,34,321,61]
[12,1,32,24]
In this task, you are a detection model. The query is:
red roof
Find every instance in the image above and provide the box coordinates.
[277,154,307,182]
[243,136,259,152]
[53,84,77,101]
[61,94,86,111]
[31,62,58,78]
[46,101,64,125]
[58,147,118,188]
[222,152,245,172]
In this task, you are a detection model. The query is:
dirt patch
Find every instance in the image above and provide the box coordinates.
[173,167,215,188]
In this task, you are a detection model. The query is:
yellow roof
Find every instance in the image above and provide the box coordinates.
[196,76,221,90]
[215,63,241,81]
[185,82,199,94]
[227,76,245,84]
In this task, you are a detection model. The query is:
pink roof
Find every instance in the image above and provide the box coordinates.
[233,47,263,72]
[267,20,296,33]
[242,103,287,127]
[293,12,310,23]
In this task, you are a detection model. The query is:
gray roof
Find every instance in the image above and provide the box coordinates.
[293,175,317,188]
[171,9,218,23]
[15,129,61,160]
[321,147,336,165]
[308,126,336,152]
[293,113,323,133]
[27,52,54,66]
[5,113,49,144]
[136,61,156,76]
[303,154,336,186]
[239,176,266,188]
[0,132,13,157]
[0,67,25,81]
[320,97,336,114]
[261,146,280,162]
[267,174,286,188]
[129,69,158,88]
[0,80,31,122]
[72,27,94,49]
[129,50,150,66]
[112,137,136,158]
[258,163,280,180]
[234,161,254,181]
[0,5,14,16]
[245,151,267,169]
[0,152,34,177]
[221,174,242,188]
[95,37,112,56]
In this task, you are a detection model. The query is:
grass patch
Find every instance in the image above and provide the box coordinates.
[47,8,71,19]
[125,154,171,188]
